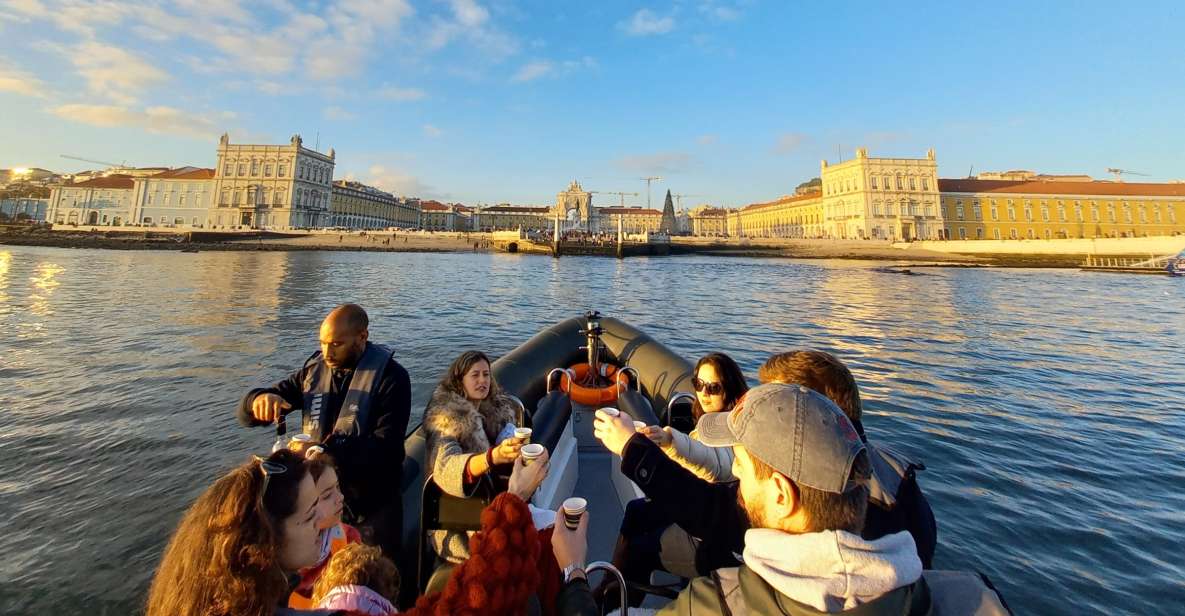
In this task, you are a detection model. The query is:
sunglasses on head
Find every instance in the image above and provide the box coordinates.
[253,456,289,513]
[692,377,725,396]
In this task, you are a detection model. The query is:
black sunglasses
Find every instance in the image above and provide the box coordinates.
[253,456,288,513]
[692,377,725,396]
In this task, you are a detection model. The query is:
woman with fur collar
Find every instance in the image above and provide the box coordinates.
[423,350,527,562]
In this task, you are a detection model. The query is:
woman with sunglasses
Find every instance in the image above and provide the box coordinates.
[644,352,748,482]
[145,449,323,616]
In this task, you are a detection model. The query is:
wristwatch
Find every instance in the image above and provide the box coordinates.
[562,562,586,583]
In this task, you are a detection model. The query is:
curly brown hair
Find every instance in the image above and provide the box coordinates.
[312,543,400,605]
[145,449,309,616]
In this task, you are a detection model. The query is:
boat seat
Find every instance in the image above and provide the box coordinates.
[416,473,498,593]
[424,562,455,596]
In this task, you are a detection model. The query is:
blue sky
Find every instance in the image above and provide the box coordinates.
[1,0,1182,207]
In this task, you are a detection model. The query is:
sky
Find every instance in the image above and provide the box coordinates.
[1,0,1183,208]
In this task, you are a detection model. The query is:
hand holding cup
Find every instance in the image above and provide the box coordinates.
[593,407,637,456]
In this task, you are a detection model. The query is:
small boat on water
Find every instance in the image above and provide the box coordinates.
[395,312,1010,613]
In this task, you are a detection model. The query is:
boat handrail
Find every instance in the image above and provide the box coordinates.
[665,391,697,427]
[585,561,628,616]
[505,394,527,426]
[546,368,574,394]
[615,366,641,392]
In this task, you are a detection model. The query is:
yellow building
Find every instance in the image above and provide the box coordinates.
[329,180,420,229]
[938,179,1185,240]
[727,192,824,238]
[689,205,729,236]
[474,205,553,232]
[821,148,942,240]
[598,207,663,234]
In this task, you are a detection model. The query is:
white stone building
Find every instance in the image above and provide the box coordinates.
[820,148,944,240]
[47,175,135,226]
[130,167,216,226]
[209,133,335,229]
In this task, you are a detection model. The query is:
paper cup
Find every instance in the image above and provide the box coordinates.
[520,443,545,465]
[597,407,620,417]
[288,433,314,454]
[633,421,648,431]
[514,427,533,441]
[562,497,587,530]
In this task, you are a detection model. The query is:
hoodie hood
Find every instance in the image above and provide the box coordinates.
[316,584,398,615]
[743,528,922,613]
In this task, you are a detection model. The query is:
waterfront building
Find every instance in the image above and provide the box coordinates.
[820,147,943,240]
[210,133,335,229]
[0,197,49,222]
[599,207,664,234]
[47,175,135,225]
[727,192,824,238]
[688,205,729,236]
[473,204,553,232]
[938,179,1185,240]
[420,200,460,231]
[130,167,216,226]
[329,180,420,229]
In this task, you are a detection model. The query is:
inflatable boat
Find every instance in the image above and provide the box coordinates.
[395,312,1012,614]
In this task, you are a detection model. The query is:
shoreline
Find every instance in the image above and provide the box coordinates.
[0,228,1135,268]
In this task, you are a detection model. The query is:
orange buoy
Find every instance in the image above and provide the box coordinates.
[559,363,630,406]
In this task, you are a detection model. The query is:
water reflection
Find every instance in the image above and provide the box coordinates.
[27,261,63,318]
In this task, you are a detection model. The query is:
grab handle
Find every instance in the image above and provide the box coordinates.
[586,561,627,616]
[664,392,697,428]
[615,367,641,392]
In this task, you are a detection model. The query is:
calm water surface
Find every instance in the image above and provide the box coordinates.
[1,246,1183,615]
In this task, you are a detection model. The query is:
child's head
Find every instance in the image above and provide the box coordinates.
[312,543,400,604]
[305,448,345,530]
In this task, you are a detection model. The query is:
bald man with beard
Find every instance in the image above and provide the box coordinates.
[237,303,411,561]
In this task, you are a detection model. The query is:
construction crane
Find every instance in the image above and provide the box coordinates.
[1106,168,1149,182]
[590,190,639,208]
[672,193,701,210]
[61,154,128,168]
[640,176,662,209]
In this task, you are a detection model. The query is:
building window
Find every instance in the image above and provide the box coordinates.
[1024,203,1033,221]
[1138,205,1147,223]
[144,217,153,224]
[973,201,982,220]
[1008,205,1016,221]
[990,201,999,220]
[224,163,233,175]
[251,160,259,175]
[922,178,930,191]
[279,163,288,177]
[180,194,186,206]
[1041,204,1049,221]
[976,228,984,239]
[1123,203,1132,223]
[1169,205,1176,223]
[220,189,229,206]
[1091,203,1099,221]
[1153,204,1161,223]
[955,202,964,220]
[264,164,273,177]
[237,163,246,175]
[147,194,155,205]
[1028,229,1036,239]
[870,177,878,189]
[1074,203,1083,222]
[1107,203,1116,222]
[896,176,903,190]
[275,190,285,206]
[958,227,966,239]
[994,229,1001,239]
[909,177,917,190]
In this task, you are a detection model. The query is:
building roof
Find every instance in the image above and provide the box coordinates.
[483,205,552,213]
[69,175,135,189]
[419,201,450,212]
[741,190,822,212]
[937,179,1185,198]
[598,207,660,215]
[151,167,216,180]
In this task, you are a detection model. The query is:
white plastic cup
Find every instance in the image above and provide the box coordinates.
[633,421,648,432]
[597,407,620,418]
[288,433,314,454]
[514,427,533,441]
[562,497,587,530]
[521,443,545,465]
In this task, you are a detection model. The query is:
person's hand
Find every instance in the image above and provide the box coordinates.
[251,393,291,423]
[643,426,675,449]
[551,509,588,571]
[508,450,550,501]
[593,409,636,456]
[490,437,525,465]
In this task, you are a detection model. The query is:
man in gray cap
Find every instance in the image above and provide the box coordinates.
[577,382,932,615]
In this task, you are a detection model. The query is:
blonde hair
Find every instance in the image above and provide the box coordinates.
[311,543,400,605]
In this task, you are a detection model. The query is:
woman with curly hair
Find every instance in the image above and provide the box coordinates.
[145,449,321,616]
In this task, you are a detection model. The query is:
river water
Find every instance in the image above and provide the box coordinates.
[1,245,1182,615]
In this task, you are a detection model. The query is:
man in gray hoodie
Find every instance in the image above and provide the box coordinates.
[594,382,932,615]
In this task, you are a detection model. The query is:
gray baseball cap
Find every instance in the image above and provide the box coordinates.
[697,382,866,494]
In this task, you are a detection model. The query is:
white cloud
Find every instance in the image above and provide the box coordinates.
[511,60,553,83]
[614,151,695,174]
[375,84,427,101]
[0,58,47,98]
[366,164,432,197]
[696,134,718,146]
[422,124,442,138]
[619,9,675,36]
[50,103,225,140]
[69,41,168,105]
[772,132,809,155]
[323,105,356,121]
[699,1,744,21]
[425,0,518,58]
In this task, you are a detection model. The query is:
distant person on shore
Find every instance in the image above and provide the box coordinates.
[423,350,532,562]
[145,450,322,616]
[759,350,937,567]
[237,304,412,561]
